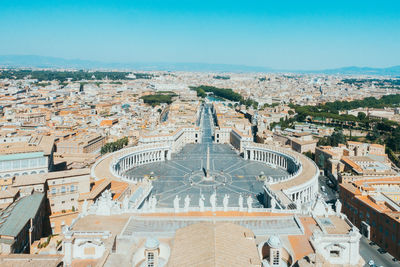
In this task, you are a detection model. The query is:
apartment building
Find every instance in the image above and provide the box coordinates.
[56,133,106,154]
[46,169,91,214]
[290,132,318,154]
[315,141,391,181]
[0,135,55,180]
[0,193,45,254]
[340,176,400,259]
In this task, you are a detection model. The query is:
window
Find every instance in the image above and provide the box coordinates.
[330,250,340,257]
[272,250,280,265]
[21,160,28,168]
[147,252,154,267]
[51,188,56,195]
[70,185,75,192]
[61,186,66,193]
[12,160,19,170]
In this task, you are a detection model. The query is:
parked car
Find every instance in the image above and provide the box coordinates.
[377,248,387,254]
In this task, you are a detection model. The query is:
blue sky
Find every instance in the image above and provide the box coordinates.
[0,0,399,69]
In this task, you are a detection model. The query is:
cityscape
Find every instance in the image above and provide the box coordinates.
[1,1,400,267]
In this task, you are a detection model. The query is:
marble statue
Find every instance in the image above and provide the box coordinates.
[247,196,253,213]
[238,194,244,211]
[112,200,121,213]
[270,197,276,210]
[296,199,302,211]
[95,190,113,216]
[335,199,342,214]
[210,192,217,212]
[122,196,129,212]
[223,194,229,212]
[264,176,272,186]
[143,199,149,211]
[199,194,205,212]
[174,195,180,213]
[82,199,88,216]
[184,195,191,212]
[150,195,157,212]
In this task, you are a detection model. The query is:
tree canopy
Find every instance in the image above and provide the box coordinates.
[100,137,129,155]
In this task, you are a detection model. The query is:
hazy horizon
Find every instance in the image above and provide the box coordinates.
[1,54,400,72]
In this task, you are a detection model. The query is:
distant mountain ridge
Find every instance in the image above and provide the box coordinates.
[0,55,399,76]
[308,65,400,76]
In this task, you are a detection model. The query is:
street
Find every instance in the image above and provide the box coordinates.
[318,175,338,203]
[359,236,398,266]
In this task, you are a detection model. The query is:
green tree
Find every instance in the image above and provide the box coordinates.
[357,112,366,121]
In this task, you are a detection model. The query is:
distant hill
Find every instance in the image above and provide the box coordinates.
[0,55,273,73]
[311,66,400,76]
[0,55,399,76]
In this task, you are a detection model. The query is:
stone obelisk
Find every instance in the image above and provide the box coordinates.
[204,146,212,181]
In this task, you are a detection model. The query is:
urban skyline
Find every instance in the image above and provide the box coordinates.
[1,1,400,267]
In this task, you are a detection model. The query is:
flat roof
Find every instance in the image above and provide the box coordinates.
[0,193,44,237]
[0,151,44,161]
[168,222,261,267]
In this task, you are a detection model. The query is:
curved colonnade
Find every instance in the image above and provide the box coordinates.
[244,143,319,208]
[111,144,172,181]
[93,141,319,210]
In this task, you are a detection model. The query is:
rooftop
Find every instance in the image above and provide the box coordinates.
[168,222,261,267]
[0,193,44,237]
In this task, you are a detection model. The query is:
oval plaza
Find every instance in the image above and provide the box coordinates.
[84,102,364,267]
[95,103,319,211]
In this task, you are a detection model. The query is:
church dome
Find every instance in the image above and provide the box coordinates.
[145,237,160,250]
[267,235,282,249]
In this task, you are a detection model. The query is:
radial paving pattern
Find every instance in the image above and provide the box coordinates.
[124,105,289,208]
